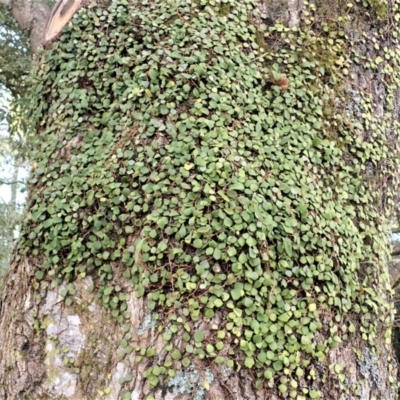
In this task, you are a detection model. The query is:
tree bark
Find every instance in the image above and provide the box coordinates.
[1,0,399,399]
[0,0,50,52]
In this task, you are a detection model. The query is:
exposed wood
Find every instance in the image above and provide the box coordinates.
[43,0,83,45]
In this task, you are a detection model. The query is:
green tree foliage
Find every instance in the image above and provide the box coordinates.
[0,97,28,286]
[0,24,31,157]
[0,9,32,285]
[0,8,31,96]
[17,0,400,396]
[0,198,23,284]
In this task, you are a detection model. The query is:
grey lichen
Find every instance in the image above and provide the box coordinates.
[357,347,381,387]
[42,288,87,397]
[167,368,214,400]
[345,89,364,119]
[137,314,157,336]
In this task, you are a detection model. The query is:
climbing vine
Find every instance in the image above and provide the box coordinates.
[17,0,400,398]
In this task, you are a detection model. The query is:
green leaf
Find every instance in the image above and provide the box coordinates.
[244,357,254,368]
[282,238,292,256]
[213,248,222,260]
[231,288,243,300]
[257,352,267,363]
[171,349,182,360]
[194,331,205,343]
[35,270,44,280]
[273,360,283,371]
[193,239,203,248]
[182,357,190,367]
[229,182,245,191]
[214,298,223,307]
[157,217,168,228]
[278,384,287,393]
[309,390,321,399]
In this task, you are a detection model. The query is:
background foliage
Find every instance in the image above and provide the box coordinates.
[0,8,32,285]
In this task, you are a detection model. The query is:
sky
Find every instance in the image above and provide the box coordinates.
[0,160,28,204]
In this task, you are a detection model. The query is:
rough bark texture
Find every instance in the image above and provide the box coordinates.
[0,0,399,399]
[0,260,397,400]
[0,0,50,52]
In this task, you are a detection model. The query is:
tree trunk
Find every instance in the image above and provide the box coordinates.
[1,0,399,399]
[0,0,50,52]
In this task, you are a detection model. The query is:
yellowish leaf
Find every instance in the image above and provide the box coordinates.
[184,163,195,170]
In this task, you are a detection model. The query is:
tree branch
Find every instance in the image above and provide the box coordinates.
[0,0,51,53]
[0,180,26,185]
